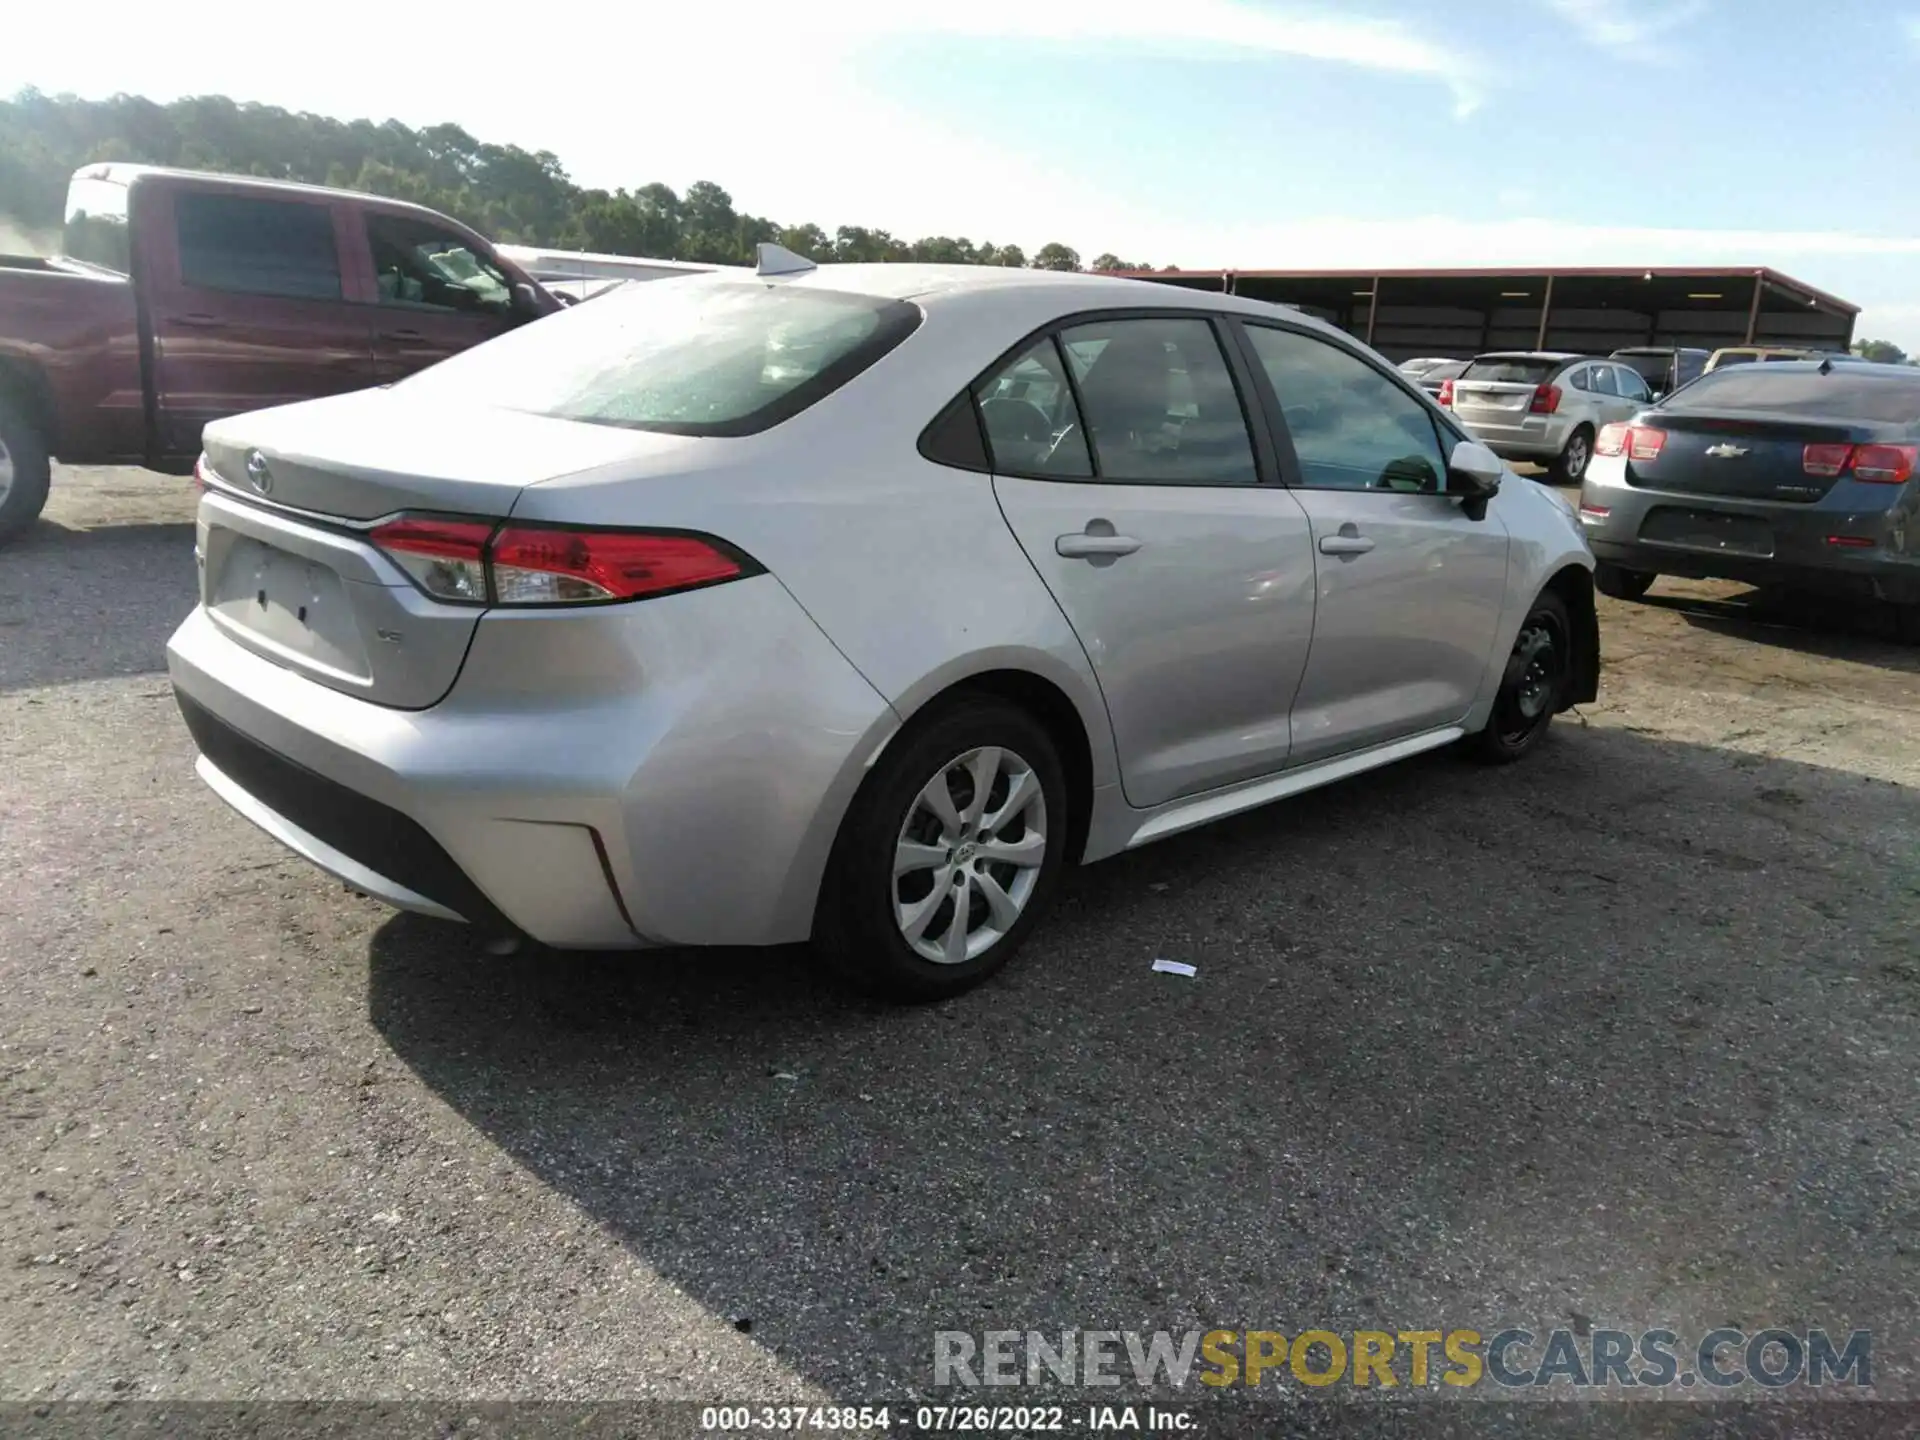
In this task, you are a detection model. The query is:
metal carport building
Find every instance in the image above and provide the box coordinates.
[1129,267,1859,363]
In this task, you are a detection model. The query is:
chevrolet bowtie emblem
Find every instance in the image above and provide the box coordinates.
[1705,443,1749,459]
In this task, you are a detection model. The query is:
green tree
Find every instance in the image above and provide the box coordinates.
[1030,242,1082,272]
[1852,339,1910,365]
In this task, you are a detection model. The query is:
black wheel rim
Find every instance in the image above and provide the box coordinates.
[1496,610,1568,745]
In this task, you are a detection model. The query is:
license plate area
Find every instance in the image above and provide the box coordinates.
[209,536,372,680]
[1638,506,1775,557]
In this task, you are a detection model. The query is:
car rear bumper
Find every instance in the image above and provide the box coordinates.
[1455,414,1570,461]
[1577,456,1920,604]
[166,575,901,949]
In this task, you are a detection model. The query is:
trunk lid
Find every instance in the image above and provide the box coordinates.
[197,389,707,709]
[1624,411,1869,504]
[1451,380,1540,417]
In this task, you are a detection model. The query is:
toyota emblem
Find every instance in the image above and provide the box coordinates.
[245,450,274,495]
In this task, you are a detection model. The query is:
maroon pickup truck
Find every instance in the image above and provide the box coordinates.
[0,164,560,540]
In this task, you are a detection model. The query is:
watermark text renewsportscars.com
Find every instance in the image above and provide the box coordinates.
[934,1327,1873,1391]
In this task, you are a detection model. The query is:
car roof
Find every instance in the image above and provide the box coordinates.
[75,162,497,234]
[1469,351,1586,362]
[1705,358,1914,377]
[685,262,1362,343]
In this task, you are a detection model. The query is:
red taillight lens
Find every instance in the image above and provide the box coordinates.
[1850,444,1917,484]
[372,516,754,607]
[1595,423,1629,457]
[192,454,213,492]
[1437,378,1455,407]
[1802,443,1852,478]
[1626,426,1666,461]
[1530,383,1561,414]
[370,516,495,604]
[489,526,744,605]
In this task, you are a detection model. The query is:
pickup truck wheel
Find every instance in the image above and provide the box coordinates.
[0,396,52,544]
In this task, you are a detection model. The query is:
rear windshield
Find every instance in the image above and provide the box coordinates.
[1665,368,1920,425]
[63,174,131,274]
[1612,353,1670,384]
[1460,357,1560,384]
[400,280,922,436]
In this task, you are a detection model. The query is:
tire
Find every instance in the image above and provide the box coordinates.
[1466,589,1574,765]
[814,696,1070,1002]
[1550,426,1594,485]
[0,393,52,545]
[1593,561,1656,602]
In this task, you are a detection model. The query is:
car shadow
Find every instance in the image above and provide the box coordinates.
[365,724,1920,1412]
[1636,585,1920,673]
[0,520,197,692]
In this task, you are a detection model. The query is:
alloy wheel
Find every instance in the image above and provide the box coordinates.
[0,435,13,508]
[893,745,1048,965]
[1562,433,1590,480]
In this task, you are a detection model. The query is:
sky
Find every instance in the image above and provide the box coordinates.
[10,0,1920,347]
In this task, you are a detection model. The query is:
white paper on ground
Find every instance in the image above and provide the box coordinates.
[1151,958,1198,977]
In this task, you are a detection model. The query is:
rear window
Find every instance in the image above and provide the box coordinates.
[63,175,131,274]
[401,280,922,436]
[1460,357,1561,384]
[1612,353,1669,383]
[1665,368,1920,425]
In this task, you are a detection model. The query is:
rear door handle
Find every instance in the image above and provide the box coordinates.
[1318,534,1375,556]
[1056,533,1142,559]
[380,328,426,342]
[174,313,225,329]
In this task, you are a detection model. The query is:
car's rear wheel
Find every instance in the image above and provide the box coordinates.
[1466,590,1573,764]
[0,394,53,545]
[814,697,1069,1001]
[1551,426,1594,484]
[1594,561,1657,601]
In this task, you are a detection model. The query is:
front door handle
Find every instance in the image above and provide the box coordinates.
[174,313,225,329]
[1318,533,1375,556]
[380,328,427,343]
[1056,532,1142,559]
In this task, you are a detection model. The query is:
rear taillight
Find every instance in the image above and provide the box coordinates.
[369,516,494,603]
[1437,378,1455,407]
[1595,423,1629,457]
[1851,444,1917,484]
[490,525,745,605]
[1802,444,1852,478]
[370,516,755,607]
[1530,384,1561,415]
[1626,426,1666,461]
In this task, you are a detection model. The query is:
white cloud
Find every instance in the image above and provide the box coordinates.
[1546,0,1709,51]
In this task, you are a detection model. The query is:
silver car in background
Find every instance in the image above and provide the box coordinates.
[1442,351,1655,483]
[168,255,1600,1000]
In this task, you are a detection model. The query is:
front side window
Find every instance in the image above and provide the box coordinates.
[1245,324,1450,493]
[175,193,341,300]
[975,338,1093,478]
[400,279,922,437]
[1056,317,1257,485]
[368,214,512,315]
[1615,366,1652,401]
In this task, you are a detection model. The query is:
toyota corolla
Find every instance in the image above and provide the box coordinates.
[168,249,1599,1000]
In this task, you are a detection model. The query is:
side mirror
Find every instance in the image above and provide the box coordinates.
[511,282,542,319]
[1447,439,1503,520]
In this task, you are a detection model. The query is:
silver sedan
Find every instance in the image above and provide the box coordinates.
[169,252,1599,1000]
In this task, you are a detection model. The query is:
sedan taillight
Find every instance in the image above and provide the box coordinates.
[1595,423,1629,457]
[1437,378,1455,407]
[370,516,758,607]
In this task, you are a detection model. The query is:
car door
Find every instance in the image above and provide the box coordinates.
[1611,363,1654,415]
[145,186,377,461]
[363,210,523,381]
[1235,321,1511,764]
[986,313,1318,811]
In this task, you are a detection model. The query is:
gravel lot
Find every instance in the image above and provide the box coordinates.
[3,466,1918,1422]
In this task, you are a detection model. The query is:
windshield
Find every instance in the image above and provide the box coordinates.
[1665,367,1920,425]
[62,174,131,274]
[400,280,922,436]
[1460,357,1560,384]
